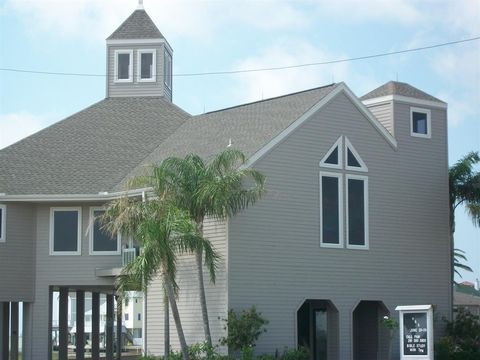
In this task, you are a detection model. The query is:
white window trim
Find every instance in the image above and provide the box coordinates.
[89,207,121,255]
[49,207,82,256]
[345,174,369,250]
[114,49,133,83]
[319,136,343,169]
[344,137,368,172]
[164,50,172,90]
[0,204,6,242]
[410,107,431,139]
[319,171,344,248]
[137,49,156,83]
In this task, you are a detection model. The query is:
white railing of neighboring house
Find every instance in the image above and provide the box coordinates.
[122,248,137,267]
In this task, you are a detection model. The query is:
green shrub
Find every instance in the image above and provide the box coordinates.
[280,347,309,360]
[256,354,275,360]
[219,306,269,351]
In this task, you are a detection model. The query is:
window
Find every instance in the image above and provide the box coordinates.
[410,107,431,138]
[89,208,120,255]
[114,50,133,82]
[0,204,6,242]
[319,137,369,249]
[125,313,129,321]
[320,172,343,247]
[137,313,141,321]
[49,207,82,255]
[164,50,172,90]
[137,49,156,82]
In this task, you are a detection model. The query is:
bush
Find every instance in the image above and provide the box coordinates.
[255,354,275,360]
[280,347,309,360]
[219,306,269,351]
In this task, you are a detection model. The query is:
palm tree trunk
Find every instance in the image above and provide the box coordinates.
[450,205,455,317]
[164,289,170,358]
[195,247,212,346]
[163,272,189,360]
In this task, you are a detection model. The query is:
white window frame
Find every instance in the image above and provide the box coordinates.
[0,204,6,243]
[89,207,121,255]
[114,49,133,83]
[410,107,431,139]
[319,136,343,169]
[49,207,82,256]
[345,137,368,172]
[345,174,369,250]
[164,50,172,90]
[137,49,156,83]
[319,171,344,248]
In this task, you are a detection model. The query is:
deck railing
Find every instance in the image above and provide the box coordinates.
[122,248,137,267]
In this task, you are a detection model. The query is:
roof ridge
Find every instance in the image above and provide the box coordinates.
[198,83,337,116]
[107,9,164,40]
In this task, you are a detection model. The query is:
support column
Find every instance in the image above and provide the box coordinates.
[10,302,19,360]
[22,302,33,360]
[59,288,69,360]
[115,296,122,360]
[76,290,85,360]
[91,292,100,359]
[48,288,53,360]
[1,303,10,360]
[106,294,114,360]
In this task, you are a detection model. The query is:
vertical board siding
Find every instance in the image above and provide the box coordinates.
[30,203,122,360]
[366,101,393,135]
[0,203,35,302]
[228,93,450,359]
[107,44,166,98]
[146,217,228,355]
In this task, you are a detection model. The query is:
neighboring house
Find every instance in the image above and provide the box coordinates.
[454,282,480,317]
[0,3,451,360]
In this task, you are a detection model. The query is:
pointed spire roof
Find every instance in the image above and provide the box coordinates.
[361,81,445,103]
[107,9,164,40]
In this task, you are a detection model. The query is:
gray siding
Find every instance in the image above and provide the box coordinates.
[365,101,393,135]
[146,217,228,355]
[0,203,35,302]
[227,92,450,359]
[107,43,166,98]
[30,203,123,360]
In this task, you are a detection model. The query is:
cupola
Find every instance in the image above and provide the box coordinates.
[105,1,173,100]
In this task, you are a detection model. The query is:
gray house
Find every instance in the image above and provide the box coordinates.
[0,3,450,360]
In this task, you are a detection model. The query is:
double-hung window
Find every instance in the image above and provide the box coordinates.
[0,204,6,242]
[50,207,82,255]
[137,49,156,82]
[319,136,369,249]
[89,207,120,255]
[114,50,133,82]
[164,50,172,90]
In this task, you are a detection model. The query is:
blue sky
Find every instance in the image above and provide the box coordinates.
[0,0,479,282]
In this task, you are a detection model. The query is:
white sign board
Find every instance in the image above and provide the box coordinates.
[395,305,434,360]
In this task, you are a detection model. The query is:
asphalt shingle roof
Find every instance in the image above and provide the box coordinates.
[0,97,189,195]
[107,10,164,40]
[360,81,445,103]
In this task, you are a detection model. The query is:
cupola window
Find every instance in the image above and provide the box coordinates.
[410,107,431,138]
[138,49,156,82]
[114,50,133,82]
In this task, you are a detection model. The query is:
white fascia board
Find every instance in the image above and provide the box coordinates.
[395,304,433,311]
[244,82,397,168]
[106,38,173,54]
[0,187,152,202]
[362,95,447,109]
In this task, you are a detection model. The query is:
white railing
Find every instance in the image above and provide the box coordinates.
[122,248,137,267]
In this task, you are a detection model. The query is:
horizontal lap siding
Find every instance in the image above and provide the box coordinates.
[146,217,228,355]
[0,203,35,302]
[365,101,393,135]
[228,93,449,359]
[31,203,122,360]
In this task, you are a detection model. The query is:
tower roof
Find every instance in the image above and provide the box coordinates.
[107,9,164,40]
[360,81,445,103]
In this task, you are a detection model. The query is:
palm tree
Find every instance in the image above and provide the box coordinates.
[136,148,265,346]
[449,151,480,280]
[100,197,217,360]
[454,248,473,280]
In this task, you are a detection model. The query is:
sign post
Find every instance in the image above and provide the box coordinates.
[395,305,434,360]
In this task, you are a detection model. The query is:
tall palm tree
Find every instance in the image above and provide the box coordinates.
[100,197,217,360]
[449,151,480,280]
[136,148,265,346]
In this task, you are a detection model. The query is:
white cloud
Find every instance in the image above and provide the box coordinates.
[0,111,54,149]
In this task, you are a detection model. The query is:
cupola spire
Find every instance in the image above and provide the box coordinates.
[137,0,144,10]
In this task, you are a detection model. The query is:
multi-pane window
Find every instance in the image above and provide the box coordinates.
[138,49,156,82]
[50,207,82,255]
[89,208,120,255]
[410,107,431,138]
[114,50,133,82]
[0,204,6,242]
[164,50,172,90]
[319,136,369,249]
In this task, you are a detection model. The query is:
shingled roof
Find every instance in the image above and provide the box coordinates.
[360,81,445,103]
[0,97,189,195]
[107,9,164,40]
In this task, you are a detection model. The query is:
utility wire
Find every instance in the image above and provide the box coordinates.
[0,36,479,78]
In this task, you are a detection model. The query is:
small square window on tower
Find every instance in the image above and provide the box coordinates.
[410,107,431,138]
[114,50,133,82]
[137,49,156,82]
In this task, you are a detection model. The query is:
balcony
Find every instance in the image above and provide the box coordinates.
[95,247,140,277]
